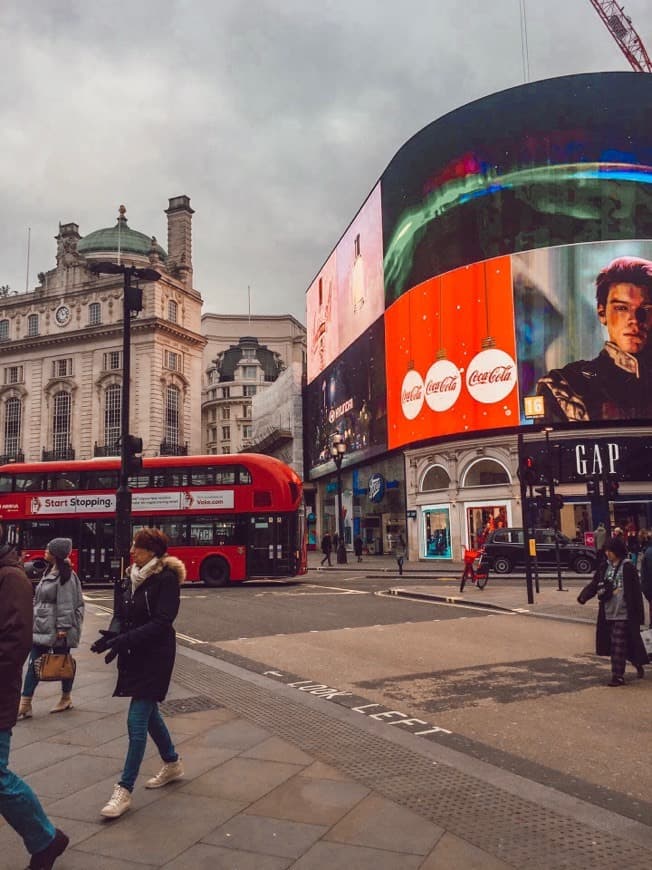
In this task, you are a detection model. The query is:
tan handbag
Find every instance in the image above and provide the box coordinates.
[35,651,76,682]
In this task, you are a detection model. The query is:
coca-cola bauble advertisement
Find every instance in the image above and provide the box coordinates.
[385,256,519,448]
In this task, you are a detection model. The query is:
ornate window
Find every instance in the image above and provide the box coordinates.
[27,314,39,337]
[52,358,73,378]
[168,300,178,323]
[4,366,23,385]
[420,465,450,492]
[462,458,510,487]
[104,384,121,451]
[52,391,71,453]
[89,302,102,325]
[103,350,122,370]
[222,425,231,440]
[0,320,9,342]
[4,397,21,455]
[165,350,181,372]
[165,385,181,447]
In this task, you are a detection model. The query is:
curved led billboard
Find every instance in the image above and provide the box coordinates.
[305,72,652,477]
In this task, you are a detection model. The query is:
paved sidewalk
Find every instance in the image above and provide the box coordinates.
[2,608,650,870]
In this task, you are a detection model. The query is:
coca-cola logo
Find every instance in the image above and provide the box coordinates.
[424,359,461,412]
[401,369,425,420]
[465,348,517,404]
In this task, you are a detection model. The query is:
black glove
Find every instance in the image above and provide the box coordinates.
[90,629,117,654]
[101,633,130,665]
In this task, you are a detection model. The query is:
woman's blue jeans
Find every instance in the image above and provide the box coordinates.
[0,729,56,855]
[119,699,178,792]
[22,644,74,697]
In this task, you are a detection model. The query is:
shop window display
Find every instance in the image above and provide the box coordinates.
[423,506,451,559]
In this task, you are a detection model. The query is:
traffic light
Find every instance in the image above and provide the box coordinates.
[534,485,548,510]
[605,475,619,499]
[124,434,143,475]
[520,455,538,486]
[586,478,599,497]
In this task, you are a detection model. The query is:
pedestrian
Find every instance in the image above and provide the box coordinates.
[593,521,607,551]
[0,522,69,869]
[640,535,652,627]
[577,536,648,686]
[90,527,185,818]
[18,538,84,719]
[395,534,406,576]
[354,535,363,563]
[320,532,332,567]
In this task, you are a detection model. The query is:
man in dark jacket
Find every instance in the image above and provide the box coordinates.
[0,522,69,869]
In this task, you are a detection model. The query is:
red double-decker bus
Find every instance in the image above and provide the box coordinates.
[0,454,306,585]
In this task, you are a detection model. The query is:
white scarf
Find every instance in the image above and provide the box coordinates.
[129,556,160,593]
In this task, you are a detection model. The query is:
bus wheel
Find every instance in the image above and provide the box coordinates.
[201,556,230,588]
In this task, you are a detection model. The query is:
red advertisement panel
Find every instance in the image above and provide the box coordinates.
[385,256,518,448]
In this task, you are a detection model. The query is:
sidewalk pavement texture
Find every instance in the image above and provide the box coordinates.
[3,611,652,869]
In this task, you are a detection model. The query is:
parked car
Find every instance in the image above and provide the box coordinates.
[477,528,596,575]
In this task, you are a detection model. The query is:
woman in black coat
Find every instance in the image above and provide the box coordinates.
[578,536,648,686]
[91,528,186,818]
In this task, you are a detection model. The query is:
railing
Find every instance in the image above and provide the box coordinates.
[159,440,188,456]
[0,450,24,464]
[42,446,75,461]
[94,442,120,457]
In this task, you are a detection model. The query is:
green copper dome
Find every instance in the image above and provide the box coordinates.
[78,207,167,261]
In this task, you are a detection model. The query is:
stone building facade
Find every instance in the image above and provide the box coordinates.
[201,314,306,457]
[0,196,205,462]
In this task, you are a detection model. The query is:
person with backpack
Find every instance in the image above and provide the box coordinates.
[320,532,332,567]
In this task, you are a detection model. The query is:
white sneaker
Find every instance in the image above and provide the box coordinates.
[145,758,184,789]
[101,784,132,818]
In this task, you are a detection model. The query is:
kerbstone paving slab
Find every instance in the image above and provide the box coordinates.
[162,843,291,870]
[203,814,328,859]
[52,850,157,869]
[180,757,304,803]
[245,775,370,826]
[420,831,516,869]
[290,840,424,869]
[240,735,314,766]
[8,709,108,748]
[49,710,128,747]
[324,793,444,855]
[300,760,354,781]
[74,792,246,865]
[181,718,272,751]
[9,738,80,775]
[45,772,167,822]
[24,752,123,799]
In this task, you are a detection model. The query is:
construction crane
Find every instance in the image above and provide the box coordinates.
[588,1,652,72]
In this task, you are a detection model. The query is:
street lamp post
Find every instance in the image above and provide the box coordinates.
[90,261,160,574]
[330,434,348,564]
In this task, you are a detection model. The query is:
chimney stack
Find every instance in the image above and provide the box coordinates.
[165,195,194,288]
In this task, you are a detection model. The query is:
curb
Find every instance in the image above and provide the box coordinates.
[387,587,517,613]
[386,587,594,625]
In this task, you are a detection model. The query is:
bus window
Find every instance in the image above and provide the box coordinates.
[190,467,237,486]
[0,474,13,492]
[152,470,187,488]
[155,520,186,545]
[128,472,152,489]
[14,474,45,491]
[48,472,80,491]
[190,518,214,545]
[83,471,120,490]
[238,467,252,485]
[22,520,77,548]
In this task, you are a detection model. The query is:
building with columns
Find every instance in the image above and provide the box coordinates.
[201,314,306,458]
[0,196,205,462]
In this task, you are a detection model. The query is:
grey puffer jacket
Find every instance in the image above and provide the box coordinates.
[32,566,84,647]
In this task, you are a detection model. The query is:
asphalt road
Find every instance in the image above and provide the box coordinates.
[84,569,652,822]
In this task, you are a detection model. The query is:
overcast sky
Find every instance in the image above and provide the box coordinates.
[1,0,650,323]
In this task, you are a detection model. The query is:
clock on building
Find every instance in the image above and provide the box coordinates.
[55,305,71,326]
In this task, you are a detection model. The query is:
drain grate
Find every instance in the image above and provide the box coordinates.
[172,655,652,870]
[159,694,223,715]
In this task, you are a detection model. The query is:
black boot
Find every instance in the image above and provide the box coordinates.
[29,829,69,869]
